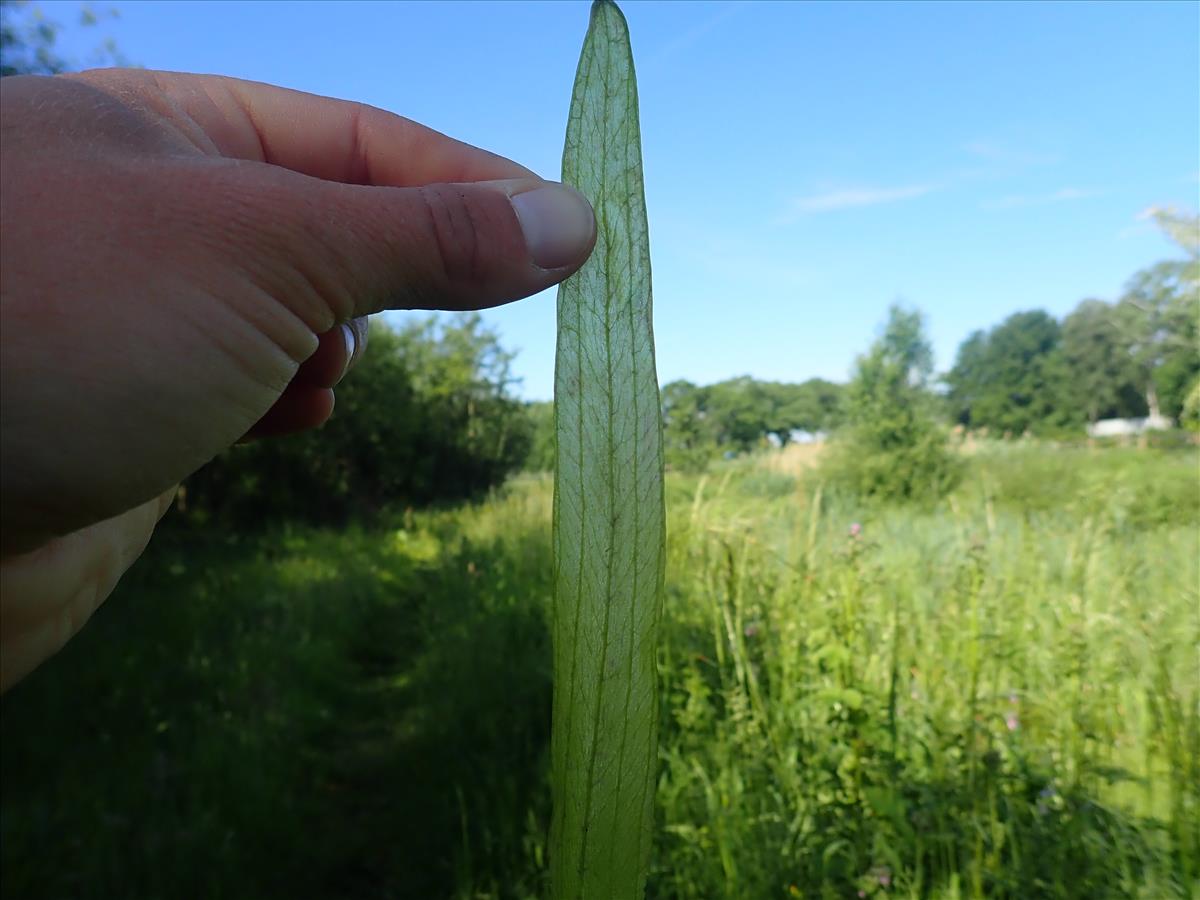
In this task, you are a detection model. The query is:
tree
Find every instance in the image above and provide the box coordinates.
[521,400,556,473]
[946,310,1076,434]
[823,305,960,502]
[659,376,845,470]
[1145,206,1200,283]
[1061,299,1144,423]
[946,209,1198,431]
[704,377,775,452]
[1182,376,1200,432]
[661,379,714,470]
[1,0,67,75]
[1115,208,1200,421]
[180,315,534,527]
[1,0,125,77]
[944,329,988,427]
[764,378,844,442]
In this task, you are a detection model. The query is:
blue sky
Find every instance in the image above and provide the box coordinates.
[44,0,1200,400]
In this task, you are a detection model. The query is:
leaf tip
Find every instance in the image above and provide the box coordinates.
[591,0,627,24]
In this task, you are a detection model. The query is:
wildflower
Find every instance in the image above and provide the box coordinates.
[743,623,760,638]
[849,522,862,538]
[1005,712,1019,731]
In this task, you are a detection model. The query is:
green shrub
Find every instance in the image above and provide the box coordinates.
[822,306,962,503]
[179,315,533,528]
[965,442,1200,530]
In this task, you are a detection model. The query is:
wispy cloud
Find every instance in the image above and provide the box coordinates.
[777,184,936,221]
[647,1,750,67]
[985,187,1102,210]
[774,138,1064,224]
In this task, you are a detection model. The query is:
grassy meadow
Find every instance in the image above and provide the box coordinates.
[2,442,1197,899]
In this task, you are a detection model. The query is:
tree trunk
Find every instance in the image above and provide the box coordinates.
[1146,381,1161,419]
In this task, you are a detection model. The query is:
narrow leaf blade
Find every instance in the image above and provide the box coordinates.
[552,2,664,897]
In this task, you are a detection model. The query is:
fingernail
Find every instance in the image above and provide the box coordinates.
[340,323,356,378]
[510,184,595,270]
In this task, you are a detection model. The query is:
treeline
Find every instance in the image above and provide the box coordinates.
[179,315,534,529]
[522,377,844,473]
[181,210,1196,524]
[949,208,1197,434]
[561,209,1196,469]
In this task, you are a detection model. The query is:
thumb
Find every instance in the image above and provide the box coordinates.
[223,171,597,326]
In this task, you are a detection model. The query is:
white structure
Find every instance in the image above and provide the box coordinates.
[1086,415,1173,439]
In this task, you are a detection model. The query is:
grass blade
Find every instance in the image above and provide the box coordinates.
[551,2,664,897]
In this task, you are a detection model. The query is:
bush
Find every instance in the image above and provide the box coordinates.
[822,306,962,503]
[1182,376,1200,432]
[521,400,556,473]
[823,423,961,504]
[965,442,1200,530]
[178,315,533,528]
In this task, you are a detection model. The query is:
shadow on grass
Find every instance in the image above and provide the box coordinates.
[1,520,553,900]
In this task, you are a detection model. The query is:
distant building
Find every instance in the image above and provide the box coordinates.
[1086,415,1173,439]
[788,429,828,444]
[766,431,827,448]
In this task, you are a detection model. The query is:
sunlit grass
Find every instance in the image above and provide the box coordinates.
[2,443,1196,899]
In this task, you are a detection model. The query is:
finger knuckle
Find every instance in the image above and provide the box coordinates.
[416,183,488,293]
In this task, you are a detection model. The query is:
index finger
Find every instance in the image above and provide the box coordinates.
[72,69,537,187]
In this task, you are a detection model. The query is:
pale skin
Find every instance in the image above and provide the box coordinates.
[0,69,597,691]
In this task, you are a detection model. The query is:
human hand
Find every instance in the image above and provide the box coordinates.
[0,69,596,690]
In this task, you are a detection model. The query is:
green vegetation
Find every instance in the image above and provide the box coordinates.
[183,314,534,528]
[0,0,125,76]
[820,306,962,503]
[658,211,1199,472]
[662,377,844,470]
[946,310,1076,435]
[948,208,1198,434]
[551,1,664,895]
[3,443,1196,899]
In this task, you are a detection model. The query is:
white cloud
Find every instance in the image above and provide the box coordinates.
[777,184,936,221]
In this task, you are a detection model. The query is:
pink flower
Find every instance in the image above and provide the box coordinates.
[1006,691,1020,730]
[849,522,862,538]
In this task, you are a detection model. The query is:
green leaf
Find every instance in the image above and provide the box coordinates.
[551,2,664,897]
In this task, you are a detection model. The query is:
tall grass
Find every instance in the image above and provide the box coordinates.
[657,445,1198,898]
[2,444,1196,899]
